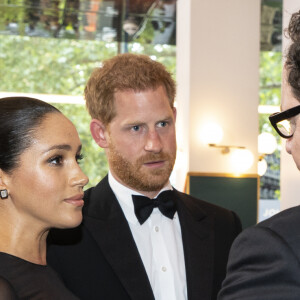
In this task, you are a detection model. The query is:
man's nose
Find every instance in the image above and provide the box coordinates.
[144,130,162,153]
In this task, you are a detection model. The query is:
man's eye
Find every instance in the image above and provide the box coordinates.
[48,155,63,165]
[158,121,167,127]
[132,125,140,131]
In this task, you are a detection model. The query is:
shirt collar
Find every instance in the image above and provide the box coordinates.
[108,171,173,225]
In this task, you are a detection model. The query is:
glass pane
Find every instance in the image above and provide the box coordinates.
[260,0,282,52]
[277,119,292,136]
[0,35,118,95]
[0,0,176,45]
[0,0,177,187]
[259,0,282,205]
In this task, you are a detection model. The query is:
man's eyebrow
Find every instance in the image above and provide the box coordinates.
[43,144,82,154]
[125,122,144,126]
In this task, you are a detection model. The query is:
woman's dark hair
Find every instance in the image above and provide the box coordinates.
[0,97,61,173]
[285,10,300,100]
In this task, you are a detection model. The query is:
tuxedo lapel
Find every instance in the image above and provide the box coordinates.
[174,190,215,300]
[83,177,155,300]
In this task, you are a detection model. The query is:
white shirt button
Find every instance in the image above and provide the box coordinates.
[155,226,159,232]
[162,266,167,272]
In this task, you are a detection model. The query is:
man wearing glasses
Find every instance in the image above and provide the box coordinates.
[270,75,300,169]
[218,10,300,300]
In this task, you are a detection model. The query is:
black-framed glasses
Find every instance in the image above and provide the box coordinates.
[269,105,300,138]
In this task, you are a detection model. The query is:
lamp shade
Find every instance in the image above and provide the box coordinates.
[258,158,268,176]
[230,148,254,174]
[200,122,223,144]
[258,132,277,154]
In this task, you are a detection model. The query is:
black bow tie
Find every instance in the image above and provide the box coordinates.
[132,190,177,225]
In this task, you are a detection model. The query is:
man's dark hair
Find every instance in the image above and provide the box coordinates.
[285,10,300,100]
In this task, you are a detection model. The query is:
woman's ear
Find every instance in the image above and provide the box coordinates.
[0,169,9,197]
[90,119,109,148]
[0,169,6,187]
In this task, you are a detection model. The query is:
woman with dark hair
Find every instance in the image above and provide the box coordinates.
[0,96,88,299]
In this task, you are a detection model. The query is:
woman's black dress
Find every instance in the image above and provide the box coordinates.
[0,252,79,300]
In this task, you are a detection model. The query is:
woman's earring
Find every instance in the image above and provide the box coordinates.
[0,189,8,199]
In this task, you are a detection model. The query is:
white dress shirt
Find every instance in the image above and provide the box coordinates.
[108,171,187,300]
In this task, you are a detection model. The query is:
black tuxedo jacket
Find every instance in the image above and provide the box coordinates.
[218,205,300,300]
[47,176,241,300]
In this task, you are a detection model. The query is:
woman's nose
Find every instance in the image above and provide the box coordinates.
[69,166,89,188]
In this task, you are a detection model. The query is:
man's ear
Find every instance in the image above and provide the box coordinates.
[173,107,177,121]
[90,119,109,148]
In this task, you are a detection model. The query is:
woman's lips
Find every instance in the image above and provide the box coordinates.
[64,194,84,207]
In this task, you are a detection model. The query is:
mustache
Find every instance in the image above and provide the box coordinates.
[136,152,175,165]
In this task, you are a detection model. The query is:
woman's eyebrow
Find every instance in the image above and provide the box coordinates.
[42,144,72,154]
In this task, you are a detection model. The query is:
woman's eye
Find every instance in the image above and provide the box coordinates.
[76,153,84,164]
[48,155,63,165]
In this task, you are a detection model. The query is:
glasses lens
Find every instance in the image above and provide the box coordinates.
[277,119,292,137]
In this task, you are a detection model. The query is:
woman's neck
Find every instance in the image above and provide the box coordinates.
[0,212,49,265]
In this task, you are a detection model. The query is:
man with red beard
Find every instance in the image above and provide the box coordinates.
[47,53,242,300]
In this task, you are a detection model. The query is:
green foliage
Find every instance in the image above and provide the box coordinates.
[0,35,118,95]
[259,51,282,162]
[259,51,282,138]
[128,42,176,79]
[53,103,108,188]
[0,34,176,188]
[0,35,117,187]
[259,51,282,106]
[274,189,281,199]
[259,51,282,198]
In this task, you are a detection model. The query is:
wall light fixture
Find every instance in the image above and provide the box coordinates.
[208,143,245,154]
[208,143,254,174]
[257,132,277,176]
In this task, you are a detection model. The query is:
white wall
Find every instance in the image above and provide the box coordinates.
[175,0,260,191]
